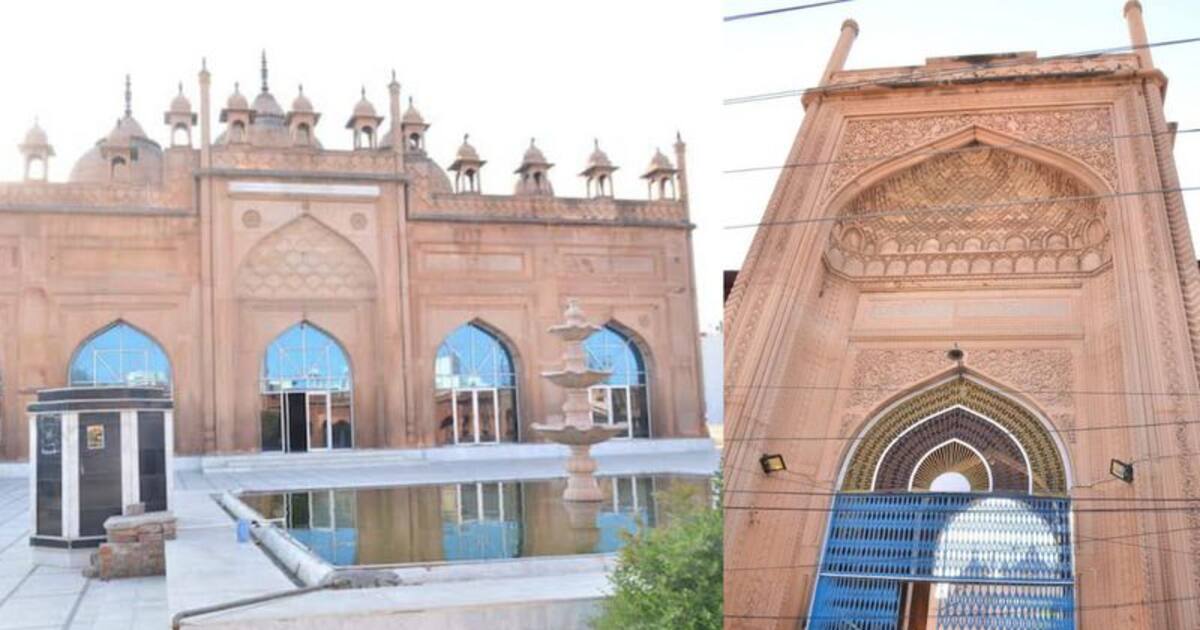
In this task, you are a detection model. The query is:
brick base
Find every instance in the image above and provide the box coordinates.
[84,511,176,580]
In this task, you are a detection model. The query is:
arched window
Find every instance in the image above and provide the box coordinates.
[584,325,650,438]
[230,121,246,143]
[172,124,190,147]
[434,323,519,445]
[110,157,127,180]
[295,123,311,146]
[69,322,171,388]
[260,322,352,452]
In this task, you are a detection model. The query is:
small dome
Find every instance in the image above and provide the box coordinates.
[170,87,192,114]
[402,97,425,125]
[252,91,284,119]
[105,116,148,147]
[522,138,549,166]
[226,84,249,110]
[23,121,48,147]
[645,148,674,173]
[586,139,612,168]
[353,89,378,119]
[291,85,314,113]
[456,134,480,162]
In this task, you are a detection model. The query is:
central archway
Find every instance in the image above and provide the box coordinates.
[810,375,1076,629]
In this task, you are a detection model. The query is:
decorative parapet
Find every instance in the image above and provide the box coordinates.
[210,147,401,176]
[0,181,189,214]
[416,193,690,228]
[821,52,1143,94]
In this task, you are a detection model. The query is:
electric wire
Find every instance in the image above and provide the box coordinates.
[724,35,1200,105]
[723,126,1200,175]
[723,184,1200,230]
[724,0,853,22]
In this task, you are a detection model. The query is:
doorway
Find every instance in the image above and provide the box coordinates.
[452,388,500,444]
[279,390,335,453]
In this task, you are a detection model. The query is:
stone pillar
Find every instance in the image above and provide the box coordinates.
[820,19,859,86]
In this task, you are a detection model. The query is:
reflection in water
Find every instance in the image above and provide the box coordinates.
[241,475,706,566]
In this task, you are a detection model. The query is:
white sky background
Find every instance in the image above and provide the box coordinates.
[0,2,1195,334]
[722,0,1200,317]
[0,0,725,323]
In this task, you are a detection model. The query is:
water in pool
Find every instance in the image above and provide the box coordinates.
[240,475,710,566]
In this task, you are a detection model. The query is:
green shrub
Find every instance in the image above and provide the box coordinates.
[592,477,723,630]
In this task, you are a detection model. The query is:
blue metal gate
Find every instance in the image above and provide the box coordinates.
[808,493,1075,629]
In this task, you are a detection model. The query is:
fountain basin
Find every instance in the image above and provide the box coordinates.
[540,369,611,390]
[531,423,628,445]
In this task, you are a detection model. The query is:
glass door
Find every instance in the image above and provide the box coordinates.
[452,388,500,444]
[589,385,634,438]
[307,391,330,450]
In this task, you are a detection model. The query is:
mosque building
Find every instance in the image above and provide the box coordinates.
[724,2,1200,628]
[0,53,705,461]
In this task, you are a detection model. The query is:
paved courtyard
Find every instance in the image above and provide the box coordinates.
[0,479,166,630]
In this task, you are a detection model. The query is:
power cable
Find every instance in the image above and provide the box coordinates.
[723,127,1200,175]
[725,35,1200,105]
[724,0,853,22]
[723,184,1200,230]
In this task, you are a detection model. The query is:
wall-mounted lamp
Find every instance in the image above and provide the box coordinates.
[760,453,787,474]
[946,343,964,363]
[1110,458,1134,483]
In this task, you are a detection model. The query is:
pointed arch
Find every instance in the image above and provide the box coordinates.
[838,371,1070,495]
[823,124,1115,279]
[237,215,375,300]
[434,320,520,445]
[584,321,652,439]
[68,320,171,388]
[260,321,353,451]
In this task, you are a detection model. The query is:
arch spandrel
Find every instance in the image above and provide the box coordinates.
[237,216,376,299]
[823,126,1113,280]
[841,377,1068,495]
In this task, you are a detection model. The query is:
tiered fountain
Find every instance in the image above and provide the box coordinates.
[533,300,627,501]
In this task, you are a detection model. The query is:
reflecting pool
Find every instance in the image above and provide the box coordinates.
[240,474,710,566]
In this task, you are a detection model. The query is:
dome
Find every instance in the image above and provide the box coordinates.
[521,138,549,166]
[456,134,480,162]
[644,148,674,174]
[226,84,249,111]
[169,85,192,114]
[70,117,163,185]
[407,153,453,194]
[586,139,613,168]
[353,90,378,119]
[252,91,284,119]
[291,86,314,113]
[401,97,425,125]
[23,121,48,147]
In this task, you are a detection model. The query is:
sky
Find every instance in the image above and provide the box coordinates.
[721,0,1200,315]
[0,2,1196,333]
[0,0,724,324]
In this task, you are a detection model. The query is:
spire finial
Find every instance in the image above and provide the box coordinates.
[408,96,413,107]
[361,85,366,99]
[260,50,269,93]
[530,137,536,147]
[594,138,600,150]
[124,74,132,118]
[178,81,184,95]
[391,69,397,82]
[234,81,240,93]
[463,133,469,143]
[202,57,207,71]
[298,83,304,95]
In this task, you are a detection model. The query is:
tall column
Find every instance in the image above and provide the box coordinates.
[197,59,217,452]
[1124,1,1153,69]
[820,19,859,86]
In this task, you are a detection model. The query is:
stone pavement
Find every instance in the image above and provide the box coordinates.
[0,478,166,630]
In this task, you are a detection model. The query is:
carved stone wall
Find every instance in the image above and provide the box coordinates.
[826,145,1110,279]
[236,216,376,299]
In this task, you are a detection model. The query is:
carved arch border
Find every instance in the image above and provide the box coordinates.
[821,123,1117,221]
[836,369,1072,495]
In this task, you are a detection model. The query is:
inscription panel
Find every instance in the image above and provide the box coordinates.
[853,294,1078,337]
[417,248,528,277]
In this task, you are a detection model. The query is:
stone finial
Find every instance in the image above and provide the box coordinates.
[124,74,132,118]
[564,299,586,326]
[260,49,269,93]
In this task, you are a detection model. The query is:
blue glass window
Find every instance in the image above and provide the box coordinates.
[435,324,516,390]
[69,323,170,387]
[262,323,351,393]
[435,324,519,444]
[584,325,651,438]
[584,326,646,387]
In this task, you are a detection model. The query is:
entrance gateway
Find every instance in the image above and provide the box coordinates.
[808,378,1075,629]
